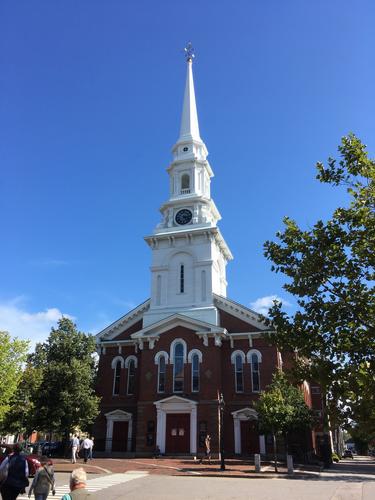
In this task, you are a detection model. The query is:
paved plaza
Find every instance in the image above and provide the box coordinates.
[29,455,374,499]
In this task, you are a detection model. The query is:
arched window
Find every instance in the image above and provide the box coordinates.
[127,359,136,395]
[251,353,260,392]
[181,174,190,193]
[180,264,185,293]
[158,356,166,393]
[173,342,184,392]
[113,360,121,396]
[191,353,200,392]
[235,354,244,393]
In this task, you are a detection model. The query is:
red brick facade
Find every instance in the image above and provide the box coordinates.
[93,297,318,457]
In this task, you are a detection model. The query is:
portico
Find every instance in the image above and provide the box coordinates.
[154,396,198,454]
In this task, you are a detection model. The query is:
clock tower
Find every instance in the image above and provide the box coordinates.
[143,44,233,327]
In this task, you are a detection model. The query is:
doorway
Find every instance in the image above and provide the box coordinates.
[165,414,190,453]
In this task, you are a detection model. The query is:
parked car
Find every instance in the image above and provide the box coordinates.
[0,444,52,476]
[42,441,63,457]
[343,449,354,459]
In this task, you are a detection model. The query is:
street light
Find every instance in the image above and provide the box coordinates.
[219,392,225,471]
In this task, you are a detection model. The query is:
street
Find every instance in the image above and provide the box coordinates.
[17,455,375,499]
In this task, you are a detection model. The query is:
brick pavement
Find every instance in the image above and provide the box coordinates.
[51,457,320,479]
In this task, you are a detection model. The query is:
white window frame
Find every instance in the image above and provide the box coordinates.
[171,340,186,393]
[234,354,244,393]
[157,354,167,394]
[191,353,200,393]
[111,356,125,396]
[247,349,262,393]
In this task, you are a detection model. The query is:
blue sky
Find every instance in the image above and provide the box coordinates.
[1,0,374,345]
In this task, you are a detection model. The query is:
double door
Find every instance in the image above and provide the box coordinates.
[165,414,190,454]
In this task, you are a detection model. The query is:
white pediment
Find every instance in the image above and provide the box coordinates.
[105,409,132,421]
[154,395,198,411]
[231,407,258,420]
[131,313,224,340]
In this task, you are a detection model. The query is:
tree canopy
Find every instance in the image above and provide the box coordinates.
[0,331,29,426]
[263,134,375,444]
[31,318,100,437]
[254,371,313,471]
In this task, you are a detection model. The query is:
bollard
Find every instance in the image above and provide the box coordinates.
[287,454,294,475]
[254,453,261,472]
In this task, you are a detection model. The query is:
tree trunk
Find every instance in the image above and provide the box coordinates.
[273,432,278,473]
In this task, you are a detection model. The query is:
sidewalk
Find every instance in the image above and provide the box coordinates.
[51,457,321,479]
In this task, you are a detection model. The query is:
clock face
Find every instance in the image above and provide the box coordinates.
[175,209,192,225]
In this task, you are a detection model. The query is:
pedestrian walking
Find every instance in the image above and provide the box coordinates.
[71,436,80,464]
[88,438,94,461]
[0,443,29,500]
[28,456,55,500]
[199,434,211,464]
[80,438,92,464]
[61,468,94,500]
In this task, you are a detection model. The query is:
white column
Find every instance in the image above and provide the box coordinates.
[156,409,162,452]
[156,409,167,454]
[190,406,197,454]
[259,434,266,454]
[105,420,113,453]
[233,417,241,454]
[127,418,132,452]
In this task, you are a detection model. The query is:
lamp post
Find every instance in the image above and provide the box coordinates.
[219,393,225,471]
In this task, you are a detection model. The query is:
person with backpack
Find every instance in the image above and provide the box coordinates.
[0,443,29,500]
[28,456,55,500]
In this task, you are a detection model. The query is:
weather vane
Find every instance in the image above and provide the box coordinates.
[184,42,195,62]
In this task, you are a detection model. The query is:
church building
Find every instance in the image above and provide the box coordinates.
[94,48,315,457]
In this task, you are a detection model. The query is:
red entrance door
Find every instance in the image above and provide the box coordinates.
[165,414,190,454]
[112,421,128,452]
[241,420,259,455]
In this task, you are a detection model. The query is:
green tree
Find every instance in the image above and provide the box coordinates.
[263,134,375,434]
[0,331,29,426]
[0,362,43,439]
[254,371,313,472]
[32,318,100,442]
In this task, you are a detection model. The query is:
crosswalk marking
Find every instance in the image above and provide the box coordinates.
[18,471,149,499]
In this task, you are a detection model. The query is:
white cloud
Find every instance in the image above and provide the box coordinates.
[0,297,74,347]
[250,295,291,316]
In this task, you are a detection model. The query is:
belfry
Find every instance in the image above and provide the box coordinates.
[143,43,232,328]
[94,46,318,459]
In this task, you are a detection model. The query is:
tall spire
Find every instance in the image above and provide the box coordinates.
[178,42,201,143]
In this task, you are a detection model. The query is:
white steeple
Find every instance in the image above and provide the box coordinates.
[143,44,232,328]
[178,53,201,143]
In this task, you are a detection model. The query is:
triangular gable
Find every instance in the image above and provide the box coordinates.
[214,294,268,331]
[131,313,225,339]
[96,299,150,341]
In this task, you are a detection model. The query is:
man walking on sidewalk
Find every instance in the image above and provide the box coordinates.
[71,435,80,464]
[81,437,93,464]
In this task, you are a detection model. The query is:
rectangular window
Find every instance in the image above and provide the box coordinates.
[127,361,136,395]
[236,370,244,392]
[113,362,121,396]
[146,421,155,447]
[311,386,321,394]
[252,368,260,392]
[174,363,184,392]
[192,355,199,392]
[158,357,166,393]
